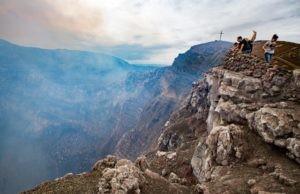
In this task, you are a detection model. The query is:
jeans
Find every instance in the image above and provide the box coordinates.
[242,49,252,54]
[265,53,273,63]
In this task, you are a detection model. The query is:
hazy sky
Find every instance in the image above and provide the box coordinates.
[0,0,299,64]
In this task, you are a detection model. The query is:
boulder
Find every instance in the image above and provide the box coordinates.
[247,179,256,187]
[168,172,181,183]
[98,159,145,194]
[92,155,117,171]
[135,155,149,172]
[192,124,248,181]
[252,106,300,162]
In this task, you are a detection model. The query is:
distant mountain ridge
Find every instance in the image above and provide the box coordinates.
[0,39,158,72]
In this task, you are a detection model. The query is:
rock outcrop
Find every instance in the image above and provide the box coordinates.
[187,47,300,193]
[22,155,197,194]
[150,42,300,193]
[97,159,145,194]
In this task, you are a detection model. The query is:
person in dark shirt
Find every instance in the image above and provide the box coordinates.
[237,31,257,54]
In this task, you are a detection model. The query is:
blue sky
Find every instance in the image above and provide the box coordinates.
[0,0,299,65]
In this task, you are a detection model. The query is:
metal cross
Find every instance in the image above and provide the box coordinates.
[219,31,224,41]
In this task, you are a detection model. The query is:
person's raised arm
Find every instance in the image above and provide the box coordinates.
[250,31,257,42]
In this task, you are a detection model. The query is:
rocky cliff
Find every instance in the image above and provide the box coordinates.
[115,41,232,159]
[150,41,300,194]
[22,41,300,194]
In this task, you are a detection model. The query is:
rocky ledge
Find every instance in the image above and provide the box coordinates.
[22,155,197,194]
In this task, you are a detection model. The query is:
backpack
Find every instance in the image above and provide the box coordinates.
[242,39,252,51]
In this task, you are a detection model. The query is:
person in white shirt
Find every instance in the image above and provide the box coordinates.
[263,34,279,63]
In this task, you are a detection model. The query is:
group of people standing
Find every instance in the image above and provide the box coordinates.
[234,31,279,63]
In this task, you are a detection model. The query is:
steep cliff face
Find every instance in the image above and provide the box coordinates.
[153,42,300,193]
[115,41,232,159]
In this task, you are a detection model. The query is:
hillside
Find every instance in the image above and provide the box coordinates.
[22,41,300,194]
[252,41,300,69]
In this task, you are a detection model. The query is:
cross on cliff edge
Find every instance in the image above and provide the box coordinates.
[219,30,224,41]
